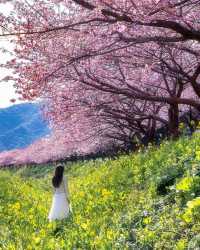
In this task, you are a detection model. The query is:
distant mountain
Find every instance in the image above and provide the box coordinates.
[0,103,50,152]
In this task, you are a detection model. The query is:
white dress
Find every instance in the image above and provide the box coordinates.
[48,177,70,221]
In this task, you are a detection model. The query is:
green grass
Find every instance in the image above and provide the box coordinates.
[1,133,200,249]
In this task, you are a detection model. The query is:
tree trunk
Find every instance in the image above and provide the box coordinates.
[168,103,179,138]
[147,119,156,143]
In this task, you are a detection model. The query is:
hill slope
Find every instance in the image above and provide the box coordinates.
[0,103,50,151]
[1,134,200,249]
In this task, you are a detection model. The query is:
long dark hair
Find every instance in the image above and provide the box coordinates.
[52,164,64,188]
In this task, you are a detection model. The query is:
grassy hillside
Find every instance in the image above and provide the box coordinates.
[1,134,200,249]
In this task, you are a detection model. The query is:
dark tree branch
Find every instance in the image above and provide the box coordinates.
[72,0,95,10]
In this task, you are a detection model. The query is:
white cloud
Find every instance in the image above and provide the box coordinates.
[0,2,13,16]
[0,82,20,108]
[0,3,25,109]
[0,38,24,108]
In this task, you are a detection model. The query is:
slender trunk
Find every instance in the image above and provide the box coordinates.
[148,119,156,142]
[168,103,179,138]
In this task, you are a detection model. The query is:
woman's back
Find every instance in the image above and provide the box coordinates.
[54,177,68,195]
[54,179,65,194]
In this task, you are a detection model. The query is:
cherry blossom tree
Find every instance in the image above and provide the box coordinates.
[0,0,200,163]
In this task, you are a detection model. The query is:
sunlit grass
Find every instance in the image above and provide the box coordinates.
[1,133,200,249]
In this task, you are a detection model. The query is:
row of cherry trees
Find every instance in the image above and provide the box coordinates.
[1,0,200,157]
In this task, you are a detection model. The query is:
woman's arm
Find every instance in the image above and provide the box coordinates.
[63,177,70,203]
[64,177,73,213]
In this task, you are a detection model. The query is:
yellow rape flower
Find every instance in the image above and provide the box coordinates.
[81,219,90,230]
[176,177,193,192]
[12,202,21,211]
[79,191,85,197]
[102,189,112,197]
[81,223,88,230]
[143,217,152,225]
[107,230,115,240]
[187,197,200,209]
[33,236,41,244]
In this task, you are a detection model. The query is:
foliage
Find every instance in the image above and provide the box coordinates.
[0,133,200,249]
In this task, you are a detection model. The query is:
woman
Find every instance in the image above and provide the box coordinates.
[48,164,71,221]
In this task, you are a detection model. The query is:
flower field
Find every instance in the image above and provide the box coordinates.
[1,133,200,249]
